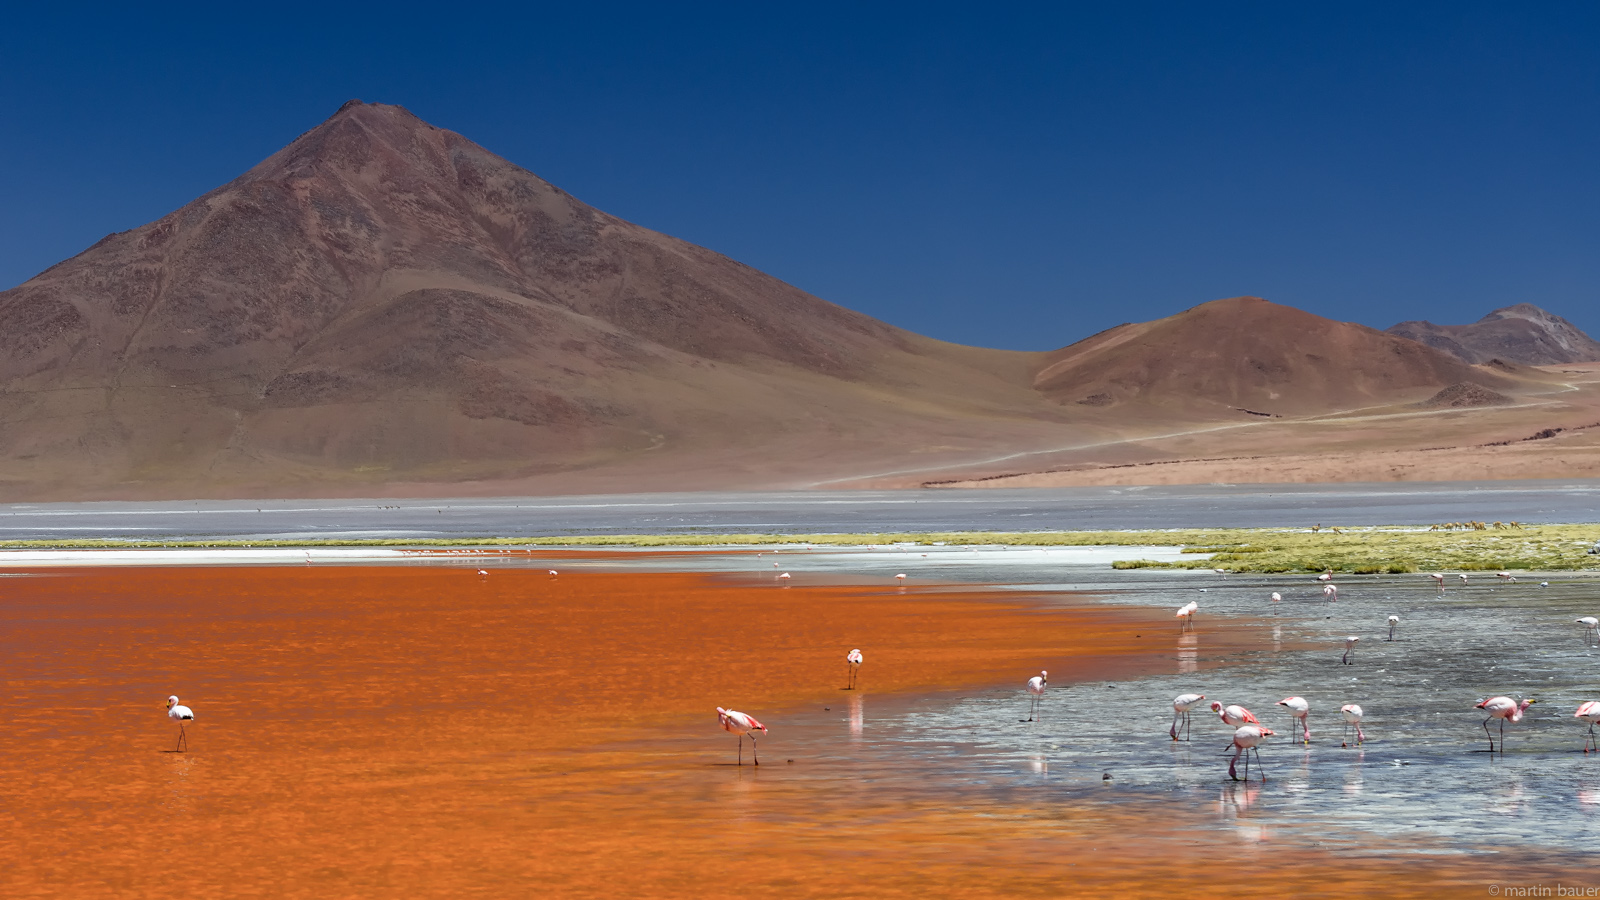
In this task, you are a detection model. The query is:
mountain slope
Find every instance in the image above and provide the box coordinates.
[1386,304,1600,365]
[0,101,1066,498]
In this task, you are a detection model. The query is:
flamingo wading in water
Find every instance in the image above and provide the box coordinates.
[166,696,194,752]
[1228,725,1273,781]
[845,648,863,690]
[1339,704,1365,747]
[1211,701,1259,728]
[1024,671,1047,722]
[1387,615,1399,641]
[1578,617,1600,640]
[1341,636,1361,665]
[1176,601,1197,632]
[1170,693,1205,741]
[1476,696,1535,753]
[1576,701,1600,753]
[716,707,767,765]
[1276,696,1310,744]
[1323,584,1338,601]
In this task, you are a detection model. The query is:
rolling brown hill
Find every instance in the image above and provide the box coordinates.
[1033,296,1515,416]
[1386,303,1600,365]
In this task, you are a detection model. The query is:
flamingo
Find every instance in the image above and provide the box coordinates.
[1578,617,1599,639]
[1476,696,1535,753]
[1387,615,1399,641]
[716,707,767,765]
[1317,572,1333,582]
[1276,696,1310,744]
[166,696,195,752]
[548,569,558,578]
[1459,573,1469,585]
[1024,671,1047,722]
[1339,704,1365,747]
[1176,601,1197,632]
[1496,571,1516,583]
[1341,636,1360,665]
[1270,591,1281,604]
[1323,584,1338,601]
[1170,692,1205,741]
[1228,725,1274,781]
[1576,701,1600,753]
[845,648,863,690]
[1428,573,1445,592]
[777,572,791,583]
[1211,701,1259,727]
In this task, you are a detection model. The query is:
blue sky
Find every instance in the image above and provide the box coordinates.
[4,3,1599,350]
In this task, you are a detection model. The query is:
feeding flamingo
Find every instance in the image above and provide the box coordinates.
[845,648,863,690]
[1341,636,1360,664]
[1024,671,1048,722]
[1176,601,1198,632]
[1459,573,1469,585]
[1228,725,1274,781]
[1496,571,1516,583]
[1578,617,1599,639]
[1428,573,1445,591]
[1339,704,1365,747]
[1270,591,1281,603]
[1476,696,1535,753]
[548,569,558,578]
[716,707,767,765]
[166,696,195,752]
[1211,701,1259,727]
[1170,692,1205,741]
[1575,701,1600,753]
[1387,615,1400,641]
[1276,696,1310,744]
[1317,573,1333,582]
[1323,584,1338,601]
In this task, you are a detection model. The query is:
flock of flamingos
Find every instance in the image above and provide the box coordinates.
[160,561,1600,782]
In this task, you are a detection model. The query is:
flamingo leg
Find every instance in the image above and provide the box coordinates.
[1483,716,1496,752]
[1587,722,1597,753]
[1252,746,1265,781]
[175,725,187,753]
[738,735,744,766]
[1356,724,1364,746]
[751,737,759,766]
[1229,746,1241,781]
[1170,713,1180,741]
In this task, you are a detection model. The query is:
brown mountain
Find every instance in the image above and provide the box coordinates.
[1033,296,1515,416]
[0,101,1065,498]
[1386,304,1600,365]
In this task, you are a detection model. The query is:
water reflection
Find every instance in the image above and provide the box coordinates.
[1177,633,1198,674]
[848,693,864,739]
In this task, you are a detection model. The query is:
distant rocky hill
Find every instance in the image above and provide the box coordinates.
[1387,304,1600,365]
[1033,296,1511,416]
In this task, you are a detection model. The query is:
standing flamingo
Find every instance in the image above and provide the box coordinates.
[845,648,863,690]
[1176,601,1198,632]
[1575,701,1600,753]
[1339,704,1365,746]
[166,695,195,752]
[777,572,791,584]
[1270,591,1281,604]
[1476,696,1535,753]
[1386,615,1399,641]
[716,707,768,765]
[895,573,907,585]
[1496,571,1516,583]
[1024,671,1048,722]
[1428,573,1445,592]
[1459,573,1469,585]
[1341,636,1360,664]
[1276,696,1311,744]
[1578,617,1600,640]
[1170,692,1205,741]
[1323,584,1338,601]
[1228,725,1274,781]
[1211,701,1259,727]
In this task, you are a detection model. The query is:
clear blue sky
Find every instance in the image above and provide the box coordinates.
[4,3,1599,350]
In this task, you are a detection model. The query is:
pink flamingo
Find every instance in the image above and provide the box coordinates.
[1211,701,1259,727]
[1175,601,1197,632]
[1317,573,1333,582]
[1341,636,1360,665]
[1578,617,1599,640]
[166,695,195,752]
[1228,725,1274,781]
[1323,584,1338,601]
[845,648,863,690]
[1476,696,1535,753]
[1270,592,1281,604]
[1339,704,1365,746]
[1575,701,1600,753]
[1387,615,1399,641]
[1428,573,1445,592]
[548,569,558,578]
[716,707,767,765]
[895,573,907,584]
[1170,692,1205,741]
[1458,573,1469,585]
[1496,571,1516,583]
[1276,696,1310,744]
[1024,671,1047,722]
[777,572,791,584]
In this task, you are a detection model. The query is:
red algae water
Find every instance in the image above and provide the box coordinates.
[0,565,1571,897]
